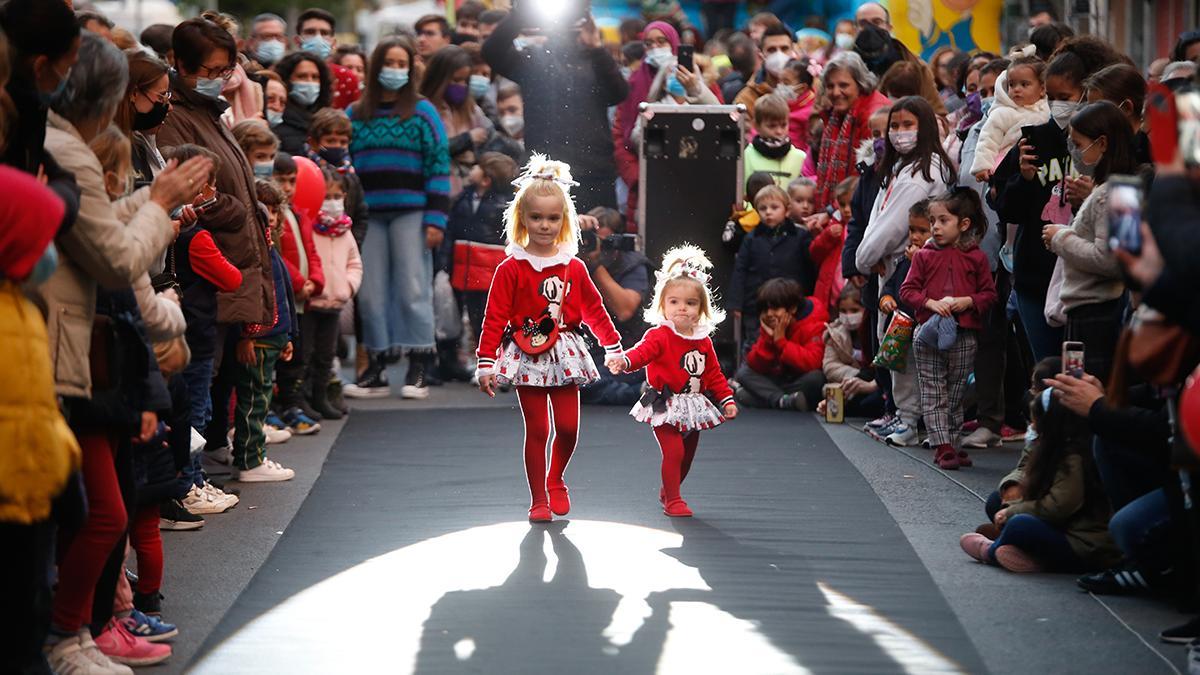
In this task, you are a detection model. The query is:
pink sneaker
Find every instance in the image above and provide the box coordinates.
[994,545,1044,573]
[961,420,980,434]
[95,618,171,666]
[959,533,993,562]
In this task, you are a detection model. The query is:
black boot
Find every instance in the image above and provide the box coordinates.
[401,352,430,400]
[310,376,343,420]
[436,338,473,383]
[328,376,350,414]
[344,351,390,399]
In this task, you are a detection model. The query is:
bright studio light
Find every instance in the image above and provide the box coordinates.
[529,0,568,20]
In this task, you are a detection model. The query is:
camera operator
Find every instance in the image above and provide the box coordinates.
[577,208,653,405]
[482,0,628,213]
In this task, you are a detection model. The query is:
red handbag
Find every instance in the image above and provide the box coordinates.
[451,241,506,292]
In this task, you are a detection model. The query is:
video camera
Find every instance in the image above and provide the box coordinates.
[513,0,592,33]
[581,230,637,253]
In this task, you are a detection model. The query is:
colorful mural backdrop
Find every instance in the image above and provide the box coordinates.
[888,0,1005,59]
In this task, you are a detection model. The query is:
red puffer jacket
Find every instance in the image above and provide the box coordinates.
[745,296,828,377]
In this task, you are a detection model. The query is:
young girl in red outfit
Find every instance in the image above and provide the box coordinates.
[611,246,738,517]
[476,155,624,522]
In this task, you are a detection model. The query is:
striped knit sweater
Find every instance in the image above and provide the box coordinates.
[348,99,452,230]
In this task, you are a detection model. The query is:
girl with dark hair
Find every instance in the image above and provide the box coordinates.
[990,43,1121,362]
[272,52,334,155]
[1041,101,1139,381]
[419,44,492,199]
[900,188,998,469]
[344,36,451,400]
[855,96,953,448]
[961,383,1119,573]
[1084,63,1151,164]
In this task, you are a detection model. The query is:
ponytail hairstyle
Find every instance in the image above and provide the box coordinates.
[1021,383,1107,520]
[645,244,726,331]
[929,187,988,249]
[1045,36,1123,91]
[504,153,580,256]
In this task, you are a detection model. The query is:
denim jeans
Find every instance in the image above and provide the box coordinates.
[358,211,436,353]
[181,356,215,433]
[1014,289,1063,363]
[1110,488,1172,573]
[988,513,1084,571]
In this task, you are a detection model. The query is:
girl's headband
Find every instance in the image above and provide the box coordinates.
[513,172,579,190]
[655,259,711,286]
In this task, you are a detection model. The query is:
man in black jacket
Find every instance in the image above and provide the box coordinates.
[482,6,628,213]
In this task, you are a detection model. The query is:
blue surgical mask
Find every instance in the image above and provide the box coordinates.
[300,36,332,60]
[981,96,995,116]
[253,162,275,179]
[290,81,321,107]
[666,74,686,97]
[28,242,59,286]
[378,67,409,91]
[267,109,284,127]
[469,74,490,99]
[255,39,286,66]
[194,76,225,100]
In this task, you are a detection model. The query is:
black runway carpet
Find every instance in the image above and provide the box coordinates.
[190,406,985,674]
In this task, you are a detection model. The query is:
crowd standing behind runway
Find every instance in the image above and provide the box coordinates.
[2,0,1200,672]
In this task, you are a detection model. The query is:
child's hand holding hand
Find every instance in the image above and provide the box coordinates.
[605,354,627,374]
[723,402,738,419]
[803,213,829,232]
[925,298,953,317]
[478,373,496,398]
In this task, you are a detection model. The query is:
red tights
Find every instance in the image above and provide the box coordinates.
[129,504,162,596]
[53,434,127,632]
[516,385,580,507]
[653,425,700,503]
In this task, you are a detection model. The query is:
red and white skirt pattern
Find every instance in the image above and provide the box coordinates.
[631,393,725,432]
[494,331,600,387]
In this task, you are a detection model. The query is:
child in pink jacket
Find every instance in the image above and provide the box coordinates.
[305,168,363,419]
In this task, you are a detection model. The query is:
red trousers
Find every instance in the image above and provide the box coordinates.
[653,425,701,503]
[516,385,580,507]
[53,434,127,632]
[129,504,162,596]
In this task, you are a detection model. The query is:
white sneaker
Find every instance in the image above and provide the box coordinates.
[886,423,919,447]
[201,444,233,475]
[234,458,295,482]
[62,629,134,674]
[182,485,229,515]
[962,426,1002,448]
[343,382,391,399]
[264,424,292,445]
[202,482,240,510]
[400,384,430,400]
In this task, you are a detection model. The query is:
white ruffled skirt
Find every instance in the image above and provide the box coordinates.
[630,392,725,432]
[494,331,600,387]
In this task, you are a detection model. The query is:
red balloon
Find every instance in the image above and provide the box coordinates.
[292,156,325,222]
[1182,366,1200,457]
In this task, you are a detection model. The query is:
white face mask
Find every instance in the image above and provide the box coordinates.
[322,198,345,219]
[889,130,918,154]
[835,32,855,50]
[765,51,791,76]
[646,47,674,70]
[500,114,524,136]
[841,311,863,329]
[1049,100,1078,130]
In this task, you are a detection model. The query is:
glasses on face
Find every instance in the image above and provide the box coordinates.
[139,88,172,104]
[196,63,236,80]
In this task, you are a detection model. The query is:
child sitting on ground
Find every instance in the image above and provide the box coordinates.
[728,184,817,350]
[819,284,882,418]
[723,171,774,253]
[960,375,1120,573]
[743,94,806,189]
[733,277,827,411]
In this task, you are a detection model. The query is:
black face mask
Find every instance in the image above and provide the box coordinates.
[317,146,348,165]
[133,101,170,131]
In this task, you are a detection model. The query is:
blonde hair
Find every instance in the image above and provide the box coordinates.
[504,153,580,255]
[88,125,132,181]
[645,244,726,327]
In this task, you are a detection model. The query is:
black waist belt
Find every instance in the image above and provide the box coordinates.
[639,384,675,415]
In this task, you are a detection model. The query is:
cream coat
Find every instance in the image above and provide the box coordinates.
[34,111,174,398]
[307,232,363,312]
[968,71,1050,175]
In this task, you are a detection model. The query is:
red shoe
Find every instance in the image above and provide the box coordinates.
[961,420,980,434]
[95,618,171,666]
[528,504,552,522]
[934,444,960,470]
[664,498,693,517]
[994,545,1044,573]
[959,533,993,562]
[548,484,570,516]
[957,450,973,467]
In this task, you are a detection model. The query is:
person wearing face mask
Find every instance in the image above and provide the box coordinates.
[273,52,333,156]
[306,108,370,249]
[734,23,798,117]
[991,42,1121,362]
[259,71,288,128]
[1041,101,1141,382]
[820,284,884,419]
[245,12,288,70]
[420,45,494,201]
[1083,63,1152,167]
[114,51,173,198]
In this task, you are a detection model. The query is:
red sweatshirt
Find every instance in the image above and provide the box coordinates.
[279,208,325,297]
[809,219,846,315]
[745,297,828,377]
[624,324,735,408]
[188,229,242,292]
[899,243,997,331]
[476,250,622,372]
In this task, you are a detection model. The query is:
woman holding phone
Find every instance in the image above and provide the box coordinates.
[1040,101,1141,381]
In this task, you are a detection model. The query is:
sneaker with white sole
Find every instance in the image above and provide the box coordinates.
[201,444,233,475]
[201,482,239,509]
[885,423,919,446]
[962,426,1002,448]
[95,618,171,666]
[234,458,295,482]
[264,424,292,445]
[46,632,133,675]
[158,500,204,531]
[282,407,321,435]
[181,485,232,515]
[864,413,895,431]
